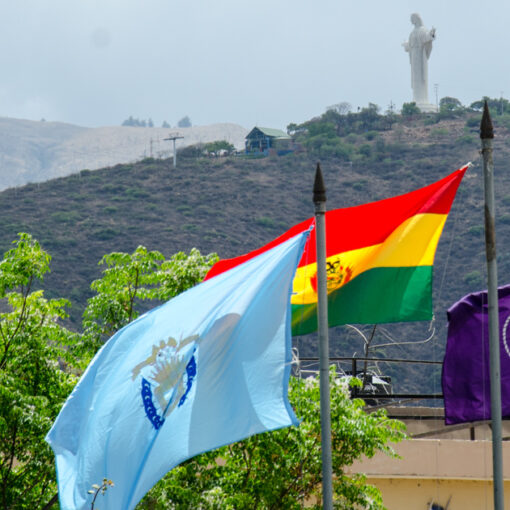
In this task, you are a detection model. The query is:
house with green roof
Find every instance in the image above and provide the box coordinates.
[245,126,291,154]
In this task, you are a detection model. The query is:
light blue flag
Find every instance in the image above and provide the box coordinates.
[46,231,308,510]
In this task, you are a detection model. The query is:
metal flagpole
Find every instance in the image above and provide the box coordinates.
[313,163,333,510]
[480,101,505,510]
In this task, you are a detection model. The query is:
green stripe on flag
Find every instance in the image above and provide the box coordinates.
[291,265,433,336]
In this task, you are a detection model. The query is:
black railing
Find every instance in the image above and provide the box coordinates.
[298,356,444,401]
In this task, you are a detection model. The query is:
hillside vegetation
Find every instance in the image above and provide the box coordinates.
[2,103,510,394]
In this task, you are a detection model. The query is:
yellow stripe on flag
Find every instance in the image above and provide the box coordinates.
[291,213,447,305]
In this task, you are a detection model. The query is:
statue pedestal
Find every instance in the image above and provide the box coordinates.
[416,102,438,114]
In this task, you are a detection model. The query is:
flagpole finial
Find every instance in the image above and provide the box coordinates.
[313,163,327,204]
[481,100,494,139]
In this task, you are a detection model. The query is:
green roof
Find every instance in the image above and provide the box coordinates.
[247,127,290,139]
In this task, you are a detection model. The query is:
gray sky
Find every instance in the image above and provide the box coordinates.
[0,0,507,130]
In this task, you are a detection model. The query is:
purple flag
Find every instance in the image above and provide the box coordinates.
[442,284,510,425]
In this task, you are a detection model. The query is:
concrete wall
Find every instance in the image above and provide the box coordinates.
[367,478,510,510]
[346,439,510,510]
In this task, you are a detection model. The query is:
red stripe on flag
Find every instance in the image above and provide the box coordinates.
[205,166,467,280]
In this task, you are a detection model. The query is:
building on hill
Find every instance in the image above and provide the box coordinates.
[245,126,292,155]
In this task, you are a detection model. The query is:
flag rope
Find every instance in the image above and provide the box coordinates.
[431,163,473,506]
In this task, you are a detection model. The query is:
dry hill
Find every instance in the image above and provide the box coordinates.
[0,117,247,190]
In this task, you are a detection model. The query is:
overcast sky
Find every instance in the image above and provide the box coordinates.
[0,1,507,130]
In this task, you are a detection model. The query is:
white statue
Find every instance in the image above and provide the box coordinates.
[402,13,437,112]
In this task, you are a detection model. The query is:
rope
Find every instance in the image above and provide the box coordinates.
[435,164,471,306]
[426,162,474,507]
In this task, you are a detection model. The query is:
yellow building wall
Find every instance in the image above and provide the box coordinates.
[368,477,510,510]
[346,439,510,510]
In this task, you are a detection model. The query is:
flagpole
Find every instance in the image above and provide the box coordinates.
[480,101,504,510]
[313,163,333,510]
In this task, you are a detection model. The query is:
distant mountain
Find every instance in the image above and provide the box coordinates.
[0,117,248,190]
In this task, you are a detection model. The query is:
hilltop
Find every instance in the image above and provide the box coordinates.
[0,116,247,190]
[1,109,509,393]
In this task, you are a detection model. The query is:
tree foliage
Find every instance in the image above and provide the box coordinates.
[0,234,79,509]
[436,97,465,120]
[470,96,510,116]
[0,234,404,509]
[401,102,421,118]
[384,102,397,129]
[82,246,218,350]
[121,116,154,128]
[0,236,218,509]
[177,144,206,158]
[139,374,405,509]
[177,116,192,128]
[203,141,235,156]
[439,96,463,112]
[326,102,352,116]
[288,102,398,159]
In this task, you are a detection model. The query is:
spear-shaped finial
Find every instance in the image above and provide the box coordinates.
[481,100,494,139]
[480,97,504,510]
[313,163,326,204]
[311,162,333,510]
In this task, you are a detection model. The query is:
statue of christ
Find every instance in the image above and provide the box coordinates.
[402,13,437,112]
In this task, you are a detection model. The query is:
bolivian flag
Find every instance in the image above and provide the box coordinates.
[206,166,467,335]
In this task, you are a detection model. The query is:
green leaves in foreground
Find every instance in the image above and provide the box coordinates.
[82,246,218,350]
[0,234,404,510]
[0,234,78,509]
[139,373,406,510]
[0,234,217,509]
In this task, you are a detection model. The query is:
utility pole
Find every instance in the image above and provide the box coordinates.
[434,83,439,111]
[164,133,184,168]
[480,101,504,510]
[313,164,333,510]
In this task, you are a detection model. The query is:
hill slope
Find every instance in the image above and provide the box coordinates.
[0,116,247,190]
[1,113,509,394]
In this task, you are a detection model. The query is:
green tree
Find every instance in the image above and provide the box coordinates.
[470,96,510,116]
[438,97,465,119]
[358,143,372,158]
[82,246,165,348]
[439,96,463,112]
[326,102,352,115]
[286,123,298,136]
[80,244,404,509]
[401,102,420,117]
[384,101,397,129]
[122,115,136,126]
[0,237,218,508]
[358,103,382,131]
[302,122,339,157]
[140,373,405,509]
[0,235,403,509]
[122,117,149,127]
[0,234,79,509]
[203,141,235,156]
[82,246,217,350]
[155,248,219,302]
[177,116,192,128]
[177,144,206,158]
